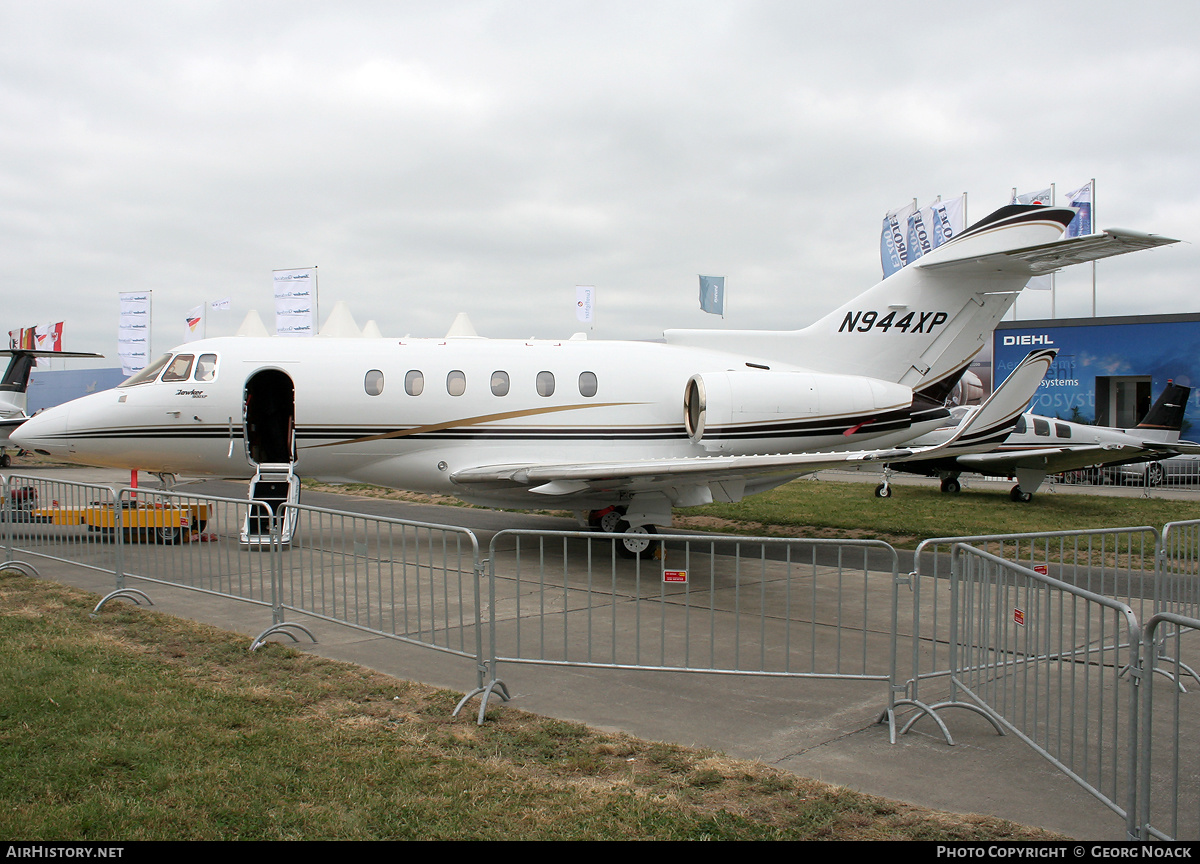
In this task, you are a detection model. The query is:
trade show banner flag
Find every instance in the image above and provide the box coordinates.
[575,286,594,324]
[185,304,204,342]
[210,297,232,311]
[930,194,965,248]
[906,205,934,263]
[880,201,916,277]
[118,291,152,375]
[274,267,316,337]
[33,322,64,364]
[1065,181,1093,237]
[699,275,725,315]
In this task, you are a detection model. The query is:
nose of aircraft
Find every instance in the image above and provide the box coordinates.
[12,403,70,456]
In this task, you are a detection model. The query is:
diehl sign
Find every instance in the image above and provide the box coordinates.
[1002,334,1055,346]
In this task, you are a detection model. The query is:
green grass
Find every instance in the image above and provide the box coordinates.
[676,477,1200,548]
[0,571,1062,841]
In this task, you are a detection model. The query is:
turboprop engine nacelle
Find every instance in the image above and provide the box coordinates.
[683,370,914,452]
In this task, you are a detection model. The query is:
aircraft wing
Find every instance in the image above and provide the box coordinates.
[917,228,1179,277]
[956,444,1156,476]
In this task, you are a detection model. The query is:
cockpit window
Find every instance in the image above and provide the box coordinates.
[118,353,172,388]
[195,354,218,382]
[160,354,195,383]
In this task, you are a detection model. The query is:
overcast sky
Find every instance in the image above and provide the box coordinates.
[3,1,1197,362]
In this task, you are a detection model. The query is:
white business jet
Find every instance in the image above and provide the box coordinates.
[13,204,1177,554]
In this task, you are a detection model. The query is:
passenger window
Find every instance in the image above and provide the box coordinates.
[1055,423,1071,439]
[405,370,424,396]
[536,371,555,397]
[161,354,195,383]
[578,371,597,398]
[491,371,509,397]
[195,354,218,382]
[447,370,466,396]
[1033,418,1050,436]
[364,370,384,396]
[1014,415,1027,434]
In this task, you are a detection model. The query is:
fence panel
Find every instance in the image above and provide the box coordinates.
[2,474,120,576]
[111,486,278,610]
[275,502,482,660]
[1160,520,1200,621]
[946,545,1142,835]
[484,529,900,687]
[906,527,1159,707]
[1137,612,1200,841]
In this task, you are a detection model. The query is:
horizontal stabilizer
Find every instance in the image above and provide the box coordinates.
[918,227,1178,276]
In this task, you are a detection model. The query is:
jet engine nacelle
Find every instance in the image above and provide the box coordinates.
[683,370,913,451]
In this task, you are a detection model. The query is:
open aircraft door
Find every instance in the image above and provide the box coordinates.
[241,369,300,547]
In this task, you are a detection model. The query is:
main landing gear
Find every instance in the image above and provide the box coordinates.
[1009,485,1033,503]
[588,506,660,560]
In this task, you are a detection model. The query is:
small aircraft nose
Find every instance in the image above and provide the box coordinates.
[12,404,69,455]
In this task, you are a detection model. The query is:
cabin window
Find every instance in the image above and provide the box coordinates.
[578,371,597,398]
[364,369,384,396]
[405,370,424,396]
[536,371,555,397]
[195,354,218,382]
[1055,423,1071,439]
[1014,415,1027,434]
[1033,418,1050,437]
[491,371,510,397]
[447,370,466,397]
[161,354,195,383]
[119,353,172,388]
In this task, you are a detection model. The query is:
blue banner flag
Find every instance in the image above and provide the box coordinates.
[699,275,725,315]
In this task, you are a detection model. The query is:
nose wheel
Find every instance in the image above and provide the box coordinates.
[1010,485,1033,503]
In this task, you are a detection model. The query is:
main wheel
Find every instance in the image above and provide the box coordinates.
[1009,485,1033,503]
[1147,462,1165,487]
[615,521,657,560]
[588,506,626,533]
[874,483,892,498]
[940,477,961,495]
[0,453,10,468]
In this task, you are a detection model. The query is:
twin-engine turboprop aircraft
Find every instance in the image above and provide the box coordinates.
[13,204,1178,554]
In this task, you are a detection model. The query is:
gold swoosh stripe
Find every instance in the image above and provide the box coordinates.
[300,402,641,449]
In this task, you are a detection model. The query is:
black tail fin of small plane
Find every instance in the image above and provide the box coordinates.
[1135,381,1191,438]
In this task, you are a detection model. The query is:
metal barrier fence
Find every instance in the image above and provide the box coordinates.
[904,527,1161,716]
[274,501,482,664]
[4,471,1198,839]
[112,486,278,614]
[1,473,122,577]
[945,545,1143,837]
[1160,519,1200,621]
[1137,612,1200,842]
[473,528,904,730]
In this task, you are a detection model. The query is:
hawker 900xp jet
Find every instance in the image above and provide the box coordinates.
[14,204,1177,555]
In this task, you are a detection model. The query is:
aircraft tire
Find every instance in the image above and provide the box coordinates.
[1147,462,1165,487]
[0,453,9,468]
[874,483,891,498]
[940,478,961,495]
[1009,485,1033,503]
[589,506,625,533]
[615,521,657,559]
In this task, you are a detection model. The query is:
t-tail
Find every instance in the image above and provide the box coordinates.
[1133,381,1192,443]
[665,204,1176,393]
